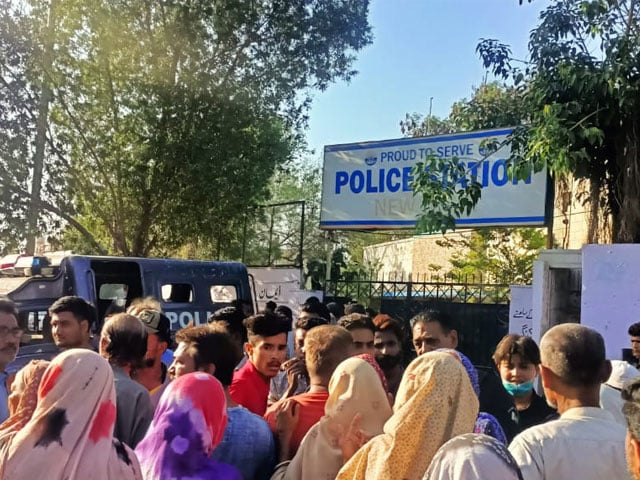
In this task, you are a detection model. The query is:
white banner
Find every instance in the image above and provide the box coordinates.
[581,244,640,360]
[509,285,534,337]
[320,128,547,229]
[248,267,302,313]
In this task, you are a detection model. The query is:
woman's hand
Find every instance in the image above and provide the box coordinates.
[338,414,373,463]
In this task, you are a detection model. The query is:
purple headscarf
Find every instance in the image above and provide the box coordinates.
[135,373,241,480]
[436,349,507,444]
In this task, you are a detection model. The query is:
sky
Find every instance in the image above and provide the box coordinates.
[305,0,551,160]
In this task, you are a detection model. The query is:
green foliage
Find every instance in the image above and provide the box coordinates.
[0,0,372,256]
[401,82,543,278]
[449,83,527,132]
[405,83,526,234]
[239,160,324,267]
[478,0,640,242]
[399,113,456,137]
[440,228,546,284]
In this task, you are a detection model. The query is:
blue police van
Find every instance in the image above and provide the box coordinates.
[1,255,255,348]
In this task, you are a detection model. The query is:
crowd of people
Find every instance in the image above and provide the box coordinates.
[0,295,639,479]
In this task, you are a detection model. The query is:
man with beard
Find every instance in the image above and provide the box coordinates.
[128,307,172,408]
[0,298,21,422]
[230,312,290,416]
[373,314,405,398]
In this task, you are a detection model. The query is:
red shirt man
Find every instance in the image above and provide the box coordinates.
[230,312,289,416]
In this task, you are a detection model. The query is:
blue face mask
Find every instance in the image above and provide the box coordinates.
[502,380,534,397]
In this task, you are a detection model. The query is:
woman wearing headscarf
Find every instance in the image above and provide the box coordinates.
[354,353,390,396]
[423,433,524,480]
[0,360,49,439]
[335,351,479,480]
[0,349,142,480]
[437,348,507,443]
[135,372,241,480]
[271,356,393,480]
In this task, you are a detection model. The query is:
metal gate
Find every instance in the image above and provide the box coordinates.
[325,275,510,366]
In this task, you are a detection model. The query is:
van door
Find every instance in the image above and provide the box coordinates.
[90,259,144,328]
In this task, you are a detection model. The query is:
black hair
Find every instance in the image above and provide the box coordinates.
[265,301,277,312]
[326,302,345,319]
[493,334,542,365]
[294,315,329,331]
[338,313,376,333]
[49,296,97,329]
[101,313,148,369]
[244,311,290,340]
[176,325,241,387]
[299,302,331,322]
[409,309,455,333]
[0,297,18,320]
[275,305,293,321]
[209,305,247,344]
[629,322,640,337]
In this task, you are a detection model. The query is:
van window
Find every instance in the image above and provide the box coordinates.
[162,283,194,303]
[27,311,46,334]
[210,285,237,303]
[99,283,129,303]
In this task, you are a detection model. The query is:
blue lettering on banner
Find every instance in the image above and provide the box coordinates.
[335,171,348,194]
[402,167,413,191]
[387,168,401,192]
[435,144,474,158]
[380,149,417,162]
[350,171,365,193]
[334,158,526,195]
[491,159,508,187]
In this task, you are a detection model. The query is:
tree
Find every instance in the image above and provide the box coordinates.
[478,0,640,242]
[399,82,547,282]
[0,0,373,256]
[236,160,324,267]
[400,113,455,137]
[406,82,530,234]
[418,0,640,242]
[439,228,546,284]
[0,0,70,254]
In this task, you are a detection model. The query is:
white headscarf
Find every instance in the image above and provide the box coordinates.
[423,433,523,480]
[0,349,142,480]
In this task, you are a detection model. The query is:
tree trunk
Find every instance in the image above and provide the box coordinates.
[25,0,57,255]
[614,119,640,243]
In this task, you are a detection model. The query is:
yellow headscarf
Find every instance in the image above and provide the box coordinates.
[335,351,479,480]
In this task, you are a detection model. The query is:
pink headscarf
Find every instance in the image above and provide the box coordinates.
[135,372,241,480]
[355,353,390,394]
